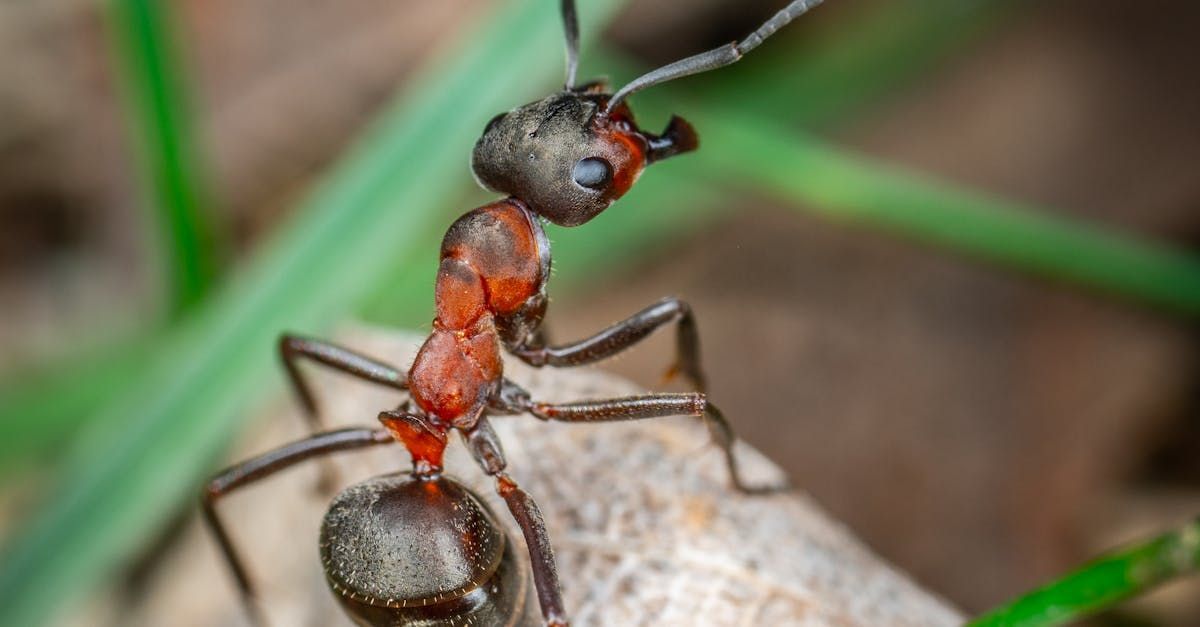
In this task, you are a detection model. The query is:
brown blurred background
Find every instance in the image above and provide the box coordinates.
[2,0,1198,623]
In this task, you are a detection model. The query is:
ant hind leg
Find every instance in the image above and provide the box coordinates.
[465,419,569,627]
[201,427,393,626]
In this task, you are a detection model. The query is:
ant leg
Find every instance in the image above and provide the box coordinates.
[465,419,569,627]
[529,394,787,495]
[201,427,394,627]
[279,334,408,426]
[280,335,406,491]
[511,297,708,392]
[489,377,533,415]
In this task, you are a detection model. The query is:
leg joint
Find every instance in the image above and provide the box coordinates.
[690,393,708,416]
[201,482,220,504]
[278,333,304,356]
[495,472,519,497]
[466,418,508,476]
[651,296,691,322]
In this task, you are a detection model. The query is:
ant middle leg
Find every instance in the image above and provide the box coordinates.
[202,427,394,627]
[465,418,568,627]
[279,334,408,428]
[510,297,708,392]
[279,335,407,491]
[528,393,786,495]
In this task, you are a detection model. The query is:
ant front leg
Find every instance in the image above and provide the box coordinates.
[529,393,787,495]
[511,297,708,392]
[201,427,394,626]
[465,418,568,627]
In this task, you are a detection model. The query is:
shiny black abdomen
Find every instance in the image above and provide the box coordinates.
[320,473,537,626]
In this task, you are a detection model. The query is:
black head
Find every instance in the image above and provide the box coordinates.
[471,90,680,227]
[471,0,825,227]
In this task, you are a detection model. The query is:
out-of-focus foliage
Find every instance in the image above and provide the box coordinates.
[107,0,221,314]
[969,517,1200,626]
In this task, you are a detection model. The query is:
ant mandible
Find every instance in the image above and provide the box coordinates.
[202,1,826,625]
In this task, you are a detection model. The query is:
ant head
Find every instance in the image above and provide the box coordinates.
[473,0,828,226]
[471,89,696,227]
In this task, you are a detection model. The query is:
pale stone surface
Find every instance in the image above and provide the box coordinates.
[111,326,962,627]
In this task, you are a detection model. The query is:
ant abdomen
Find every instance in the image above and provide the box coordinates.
[320,473,537,626]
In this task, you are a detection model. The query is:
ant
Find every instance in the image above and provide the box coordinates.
[202,1,826,625]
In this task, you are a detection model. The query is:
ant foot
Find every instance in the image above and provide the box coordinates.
[733,478,792,496]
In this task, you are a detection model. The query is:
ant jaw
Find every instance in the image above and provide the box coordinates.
[645,115,699,163]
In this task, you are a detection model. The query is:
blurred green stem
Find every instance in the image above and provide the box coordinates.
[106,0,220,314]
[969,518,1200,626]
[613,39,1200,315]
[685,111,1200,315]
[0,341,151,476]
[0,0,218,480]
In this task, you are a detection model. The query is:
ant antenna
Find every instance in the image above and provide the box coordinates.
[561,0,581,89]
[606,0,826,112]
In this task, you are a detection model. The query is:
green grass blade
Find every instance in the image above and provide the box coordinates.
[596,44,1200,315]
[969,518,1200,626]
[0,1,625,625]
[675,110,1200,315]
[105,0,220,313]
[0,340,152,476]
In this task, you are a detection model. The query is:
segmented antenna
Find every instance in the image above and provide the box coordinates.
[561,0,581,89]
[606,0,826,111]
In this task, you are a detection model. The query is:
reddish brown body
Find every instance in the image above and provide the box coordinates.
[398,102,654,471]
[407,199,546,433]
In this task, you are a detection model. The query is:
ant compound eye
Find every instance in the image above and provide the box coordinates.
[483,113,505,135]
[572,157,612,191]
